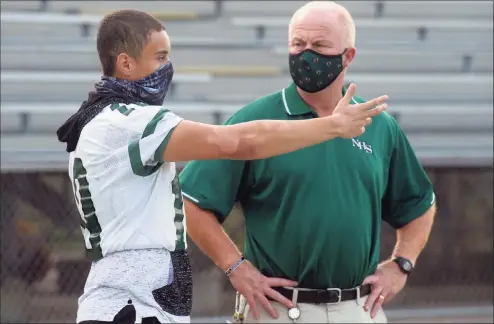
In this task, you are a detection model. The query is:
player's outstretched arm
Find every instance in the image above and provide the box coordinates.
[163,84,388,162]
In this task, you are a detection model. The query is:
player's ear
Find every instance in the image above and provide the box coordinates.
[115,53,136,77]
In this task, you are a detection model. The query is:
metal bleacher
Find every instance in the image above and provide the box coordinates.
[1,0,493,170]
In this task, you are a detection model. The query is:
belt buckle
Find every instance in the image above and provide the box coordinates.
[326,288,342,304]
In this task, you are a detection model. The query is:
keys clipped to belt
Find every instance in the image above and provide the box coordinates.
[287,288,301,323]
[233,291,246,323]
[231,289,301,323]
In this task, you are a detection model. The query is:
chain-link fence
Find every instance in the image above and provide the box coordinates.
[1,165,493,323]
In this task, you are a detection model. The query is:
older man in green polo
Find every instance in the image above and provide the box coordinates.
[179,1,436,323]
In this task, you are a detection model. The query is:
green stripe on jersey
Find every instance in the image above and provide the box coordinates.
[128,108,170,177]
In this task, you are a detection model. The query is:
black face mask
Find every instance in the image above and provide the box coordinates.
[289,49,347,93]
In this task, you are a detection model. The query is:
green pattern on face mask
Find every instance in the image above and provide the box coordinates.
[289,49,345,93]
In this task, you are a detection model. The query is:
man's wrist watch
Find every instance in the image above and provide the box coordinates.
[392,257,414,275]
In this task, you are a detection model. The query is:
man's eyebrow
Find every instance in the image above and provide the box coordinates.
[291,37,305,43]
[313,39,334,46]
[155,50,169,55]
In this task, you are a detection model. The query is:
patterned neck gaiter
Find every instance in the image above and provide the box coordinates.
[289,49,347,93]
[95,62,174,106]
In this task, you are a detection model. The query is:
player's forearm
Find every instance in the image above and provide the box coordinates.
[223,117,340,160]
[184,199,242,272]
[391,204,436,264]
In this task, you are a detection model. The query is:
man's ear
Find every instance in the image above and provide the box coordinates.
[343,47,356,68]
[115,53,135,77]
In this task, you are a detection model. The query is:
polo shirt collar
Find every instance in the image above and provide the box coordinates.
[281,82,359,116]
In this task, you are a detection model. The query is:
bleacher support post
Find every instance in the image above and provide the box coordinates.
[255,25,266,41]
[39,0,48,12]
[212,111,223,125]
[214,0,223,17]
[417,26,428,41]
[462,55,473,73]
[375,1,385,18]
[81,23,91,38]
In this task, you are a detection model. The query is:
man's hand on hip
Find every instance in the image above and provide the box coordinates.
[228,260,297,320]
[362,260,407,318]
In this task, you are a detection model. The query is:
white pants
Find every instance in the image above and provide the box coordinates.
[77,249,191,323]
[242,295,387,323]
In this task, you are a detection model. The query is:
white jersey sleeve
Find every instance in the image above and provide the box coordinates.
[124,104,183,173]
[69,103,186,261]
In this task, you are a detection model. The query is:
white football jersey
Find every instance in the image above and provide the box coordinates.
[68,102,186,261]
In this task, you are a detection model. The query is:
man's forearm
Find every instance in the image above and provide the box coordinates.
[391,204,436,264]
[184,199,242,271]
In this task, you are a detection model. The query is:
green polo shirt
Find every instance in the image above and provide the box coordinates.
[179,83,435,289]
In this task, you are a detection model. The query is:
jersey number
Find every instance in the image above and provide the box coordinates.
[172,175,186,250]
[72,158,103,261]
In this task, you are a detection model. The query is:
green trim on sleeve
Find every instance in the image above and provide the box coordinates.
[154,121,181,162]
[142,109,170,137]
[128,108,170,177]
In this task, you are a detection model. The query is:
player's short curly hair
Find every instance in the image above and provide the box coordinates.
[97,9,165,76]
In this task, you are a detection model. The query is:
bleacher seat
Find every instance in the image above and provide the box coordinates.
[0,12,257,39]
[54,0,215,16]
[3,43,493,73]
[272,48,493,73]
[221,1,378,17]
[221,1,494,20]
[0,0,216,16]
[171,74,493,103]
[0,45,285,71]
[231,17,494,50]
[1,69,492,103]
[0,71,211,102]
[382,1,493,19]
[0,102,241,133]
[2,110,492,170]
[0,0,45,12]
[2,101,491,134]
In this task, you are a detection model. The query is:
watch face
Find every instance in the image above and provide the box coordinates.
[394,257,413,274]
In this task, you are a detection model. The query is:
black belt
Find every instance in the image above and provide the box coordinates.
[270,284,372,304]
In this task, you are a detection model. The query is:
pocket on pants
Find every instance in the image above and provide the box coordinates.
[243,301,294,323]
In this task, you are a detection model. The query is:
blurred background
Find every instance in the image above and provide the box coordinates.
[0,0,493,323]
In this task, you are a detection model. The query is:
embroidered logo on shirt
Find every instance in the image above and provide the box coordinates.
[352,138,373,154]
